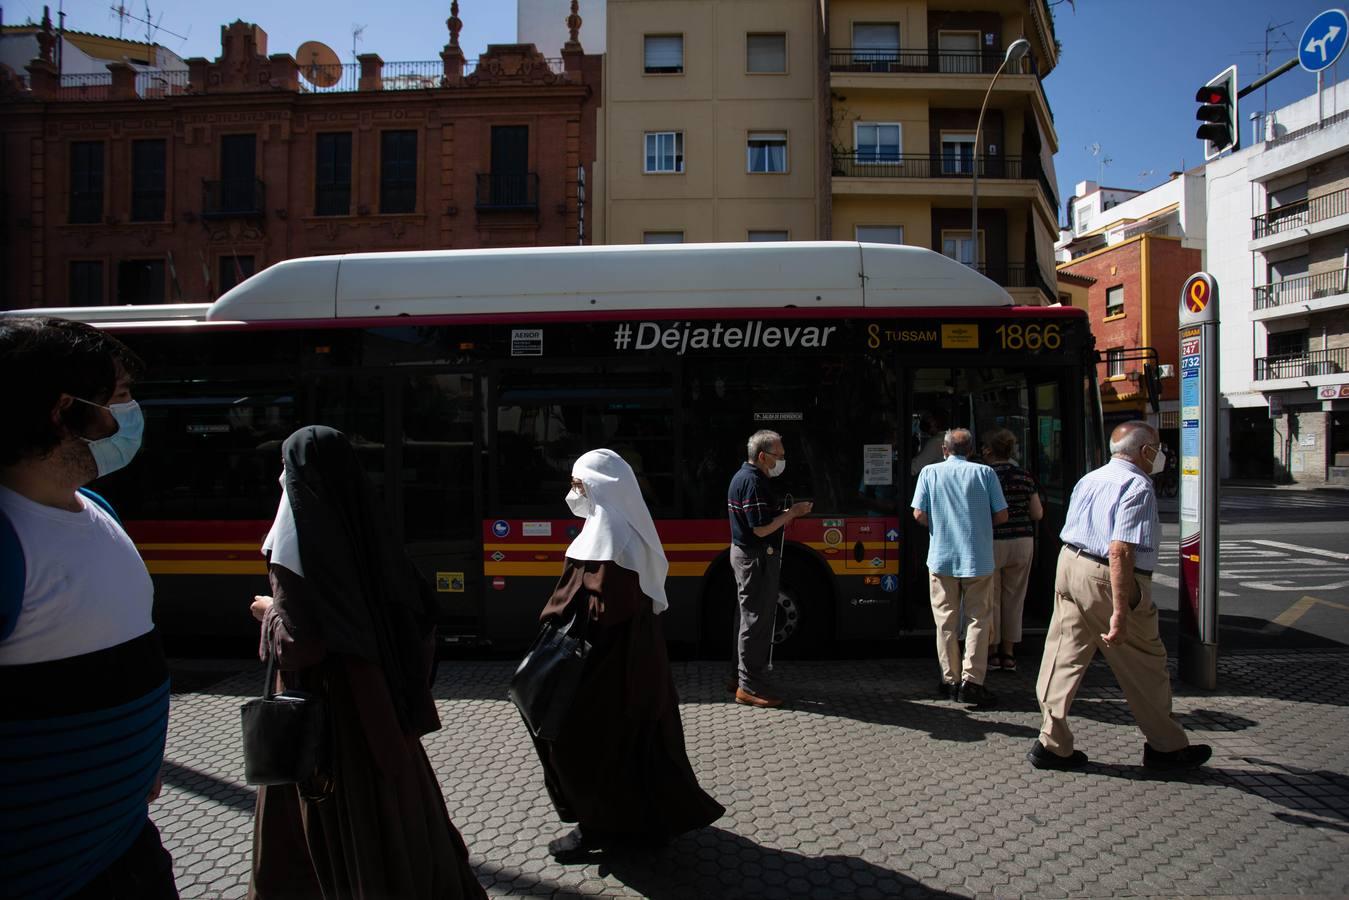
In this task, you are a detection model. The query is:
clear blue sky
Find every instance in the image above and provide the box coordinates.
[11,0,1348,227]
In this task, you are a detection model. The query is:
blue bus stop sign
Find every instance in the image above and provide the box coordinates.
[1300,9,1349,73]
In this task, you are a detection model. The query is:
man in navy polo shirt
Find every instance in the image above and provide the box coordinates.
[727,430,812,708]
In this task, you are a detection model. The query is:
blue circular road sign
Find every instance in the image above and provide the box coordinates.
[1300,8,1349,73]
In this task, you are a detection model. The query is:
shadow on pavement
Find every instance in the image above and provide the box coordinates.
[786,693,1040,744]
[1069,698,1260,732]
[161,759,257,813]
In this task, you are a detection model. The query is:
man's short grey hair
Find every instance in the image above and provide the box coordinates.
[1109,420,1157,457]
[747,430,781,462]
[942,428,974,457]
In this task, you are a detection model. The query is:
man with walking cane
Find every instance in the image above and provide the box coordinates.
[727,430,812,708]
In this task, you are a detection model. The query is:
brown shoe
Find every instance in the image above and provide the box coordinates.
[735,687,783,708]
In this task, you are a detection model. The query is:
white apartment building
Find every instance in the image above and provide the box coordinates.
[1207,80,1349,486]
[1057,173,1206,262]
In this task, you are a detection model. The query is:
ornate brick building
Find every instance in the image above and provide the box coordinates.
[0,4,601,308]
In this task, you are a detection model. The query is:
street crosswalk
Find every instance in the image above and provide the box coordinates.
[1218,493,1347,513]
[1154,538,1349,595]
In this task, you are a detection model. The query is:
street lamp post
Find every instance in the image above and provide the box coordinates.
[971,38,1031,277]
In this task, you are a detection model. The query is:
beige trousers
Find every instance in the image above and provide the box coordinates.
[1035,546,1189,755]
[990,537,1035,645]
[930,573,993,685]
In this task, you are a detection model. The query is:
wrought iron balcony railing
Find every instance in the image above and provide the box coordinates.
[1253,267,1349,309]
[1252,186,1349,239]
[833,153,1027,179]
[1254,347,1348,380]
[202,177,265,218]
[476,172,539,210]
[828,48,1036,76]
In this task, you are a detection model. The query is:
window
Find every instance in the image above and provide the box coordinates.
[941,230,983,267]
[130,140,166,222]
[117,259,165,304]
[1267,329,1308,358]
[219,134,257,213]
[487,125,532,207]
[1076,205,1092,233]
[69,261,104,305]
[855,123,901,163]
[1106,285,1124,317]
[747,33,786,73]
[747,132,787,173]
[1107,348,1125,378]
[938,31,981,74]
[644,132,684,173]
[852,23,899,63]
[69,141,104,224]
[940,133,976,175]
[644,35,683,74]
[380,130,417,214]
[643,231,684,244]
[748,230,788,241]
[219,255,256,296]
[856,226,904,245]
[315,133,352,216]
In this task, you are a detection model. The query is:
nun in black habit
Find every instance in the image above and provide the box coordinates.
[533,449,724,863]
[247,426,486,900]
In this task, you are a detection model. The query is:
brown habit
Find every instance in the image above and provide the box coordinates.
[531,559,724,842]
[248,565,486,900]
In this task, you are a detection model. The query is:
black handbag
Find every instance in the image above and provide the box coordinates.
[509,609,591,741]
[240,647,328,786]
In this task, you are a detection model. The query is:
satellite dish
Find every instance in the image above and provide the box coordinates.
[297,41,342,88]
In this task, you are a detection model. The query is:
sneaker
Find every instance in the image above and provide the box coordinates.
[957,680,997,707]
[1026,740,1089,770]
[735,687,783,708]
[1143,743,1212,772]
[937,680,959,700]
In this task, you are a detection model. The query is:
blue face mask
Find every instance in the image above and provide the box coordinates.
[73,398,144,477]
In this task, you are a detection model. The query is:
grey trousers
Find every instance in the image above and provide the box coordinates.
[730,544,781,695]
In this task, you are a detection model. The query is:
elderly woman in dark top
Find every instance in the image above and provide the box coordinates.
[981,428,1044,671]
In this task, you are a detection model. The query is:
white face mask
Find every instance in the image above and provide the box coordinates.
[1149,447,1166,475]
[768,458,786,478]
[566,486,593,518]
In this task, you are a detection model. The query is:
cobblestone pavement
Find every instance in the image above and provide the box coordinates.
[157,649,1349,899]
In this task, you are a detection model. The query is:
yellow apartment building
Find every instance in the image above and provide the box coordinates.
[595,0,827,243]
[826,0,1060,304]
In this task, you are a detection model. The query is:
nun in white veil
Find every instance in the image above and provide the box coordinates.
[532,449,724,863]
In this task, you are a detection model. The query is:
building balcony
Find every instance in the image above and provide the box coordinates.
[1253,347,1349,383]
[1251,267,1349,321]
[202,178,265,219]
[832,152,1058,220]
[1252,186,1349,240]
[828,48,1036,77]
[475,173,539,211]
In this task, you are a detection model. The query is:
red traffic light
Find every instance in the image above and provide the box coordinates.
[1196,87,1227,104]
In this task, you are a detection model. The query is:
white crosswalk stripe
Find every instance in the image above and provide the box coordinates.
[1156,538,1349,593]
[1217,493,1347,512]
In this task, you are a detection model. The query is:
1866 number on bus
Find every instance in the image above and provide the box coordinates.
[995,323,1061,351]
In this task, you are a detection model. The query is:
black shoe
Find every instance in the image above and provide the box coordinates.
[957,680,997,707]
[548,827,601,863]
[1143,743,1212,772]
[937,680,958,700]
[1026,740,1089,770]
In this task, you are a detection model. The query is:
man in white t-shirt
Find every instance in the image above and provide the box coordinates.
[0,316,179,898]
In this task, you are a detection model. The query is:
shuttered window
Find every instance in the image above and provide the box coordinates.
[747,33,786,73]
[644,35,683,73]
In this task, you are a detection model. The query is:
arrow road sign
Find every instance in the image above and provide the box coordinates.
[1300,8,1349,73]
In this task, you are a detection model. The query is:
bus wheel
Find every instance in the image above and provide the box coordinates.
[771,555,831,659]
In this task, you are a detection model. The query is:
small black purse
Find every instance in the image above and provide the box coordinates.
[509,609,591,741]
[240,647,328,786]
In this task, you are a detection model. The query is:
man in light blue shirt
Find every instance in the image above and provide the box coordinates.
[1028,420,1211,773]
[911,428,1007,706]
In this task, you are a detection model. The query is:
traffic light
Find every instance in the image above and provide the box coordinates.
[1195,65,1238,160]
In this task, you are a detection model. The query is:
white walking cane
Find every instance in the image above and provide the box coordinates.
[767,493,792,672]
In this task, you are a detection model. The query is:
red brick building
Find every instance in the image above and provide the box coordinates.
[0,7,601,309]
[1057,233,1201,441]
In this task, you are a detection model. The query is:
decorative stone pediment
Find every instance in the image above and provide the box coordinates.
[465,44,562,87]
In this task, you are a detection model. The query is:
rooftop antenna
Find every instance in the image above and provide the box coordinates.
[351,23,366,66]
[106,3,185,44]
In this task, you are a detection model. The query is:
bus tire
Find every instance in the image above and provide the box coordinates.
[698,550,834,661]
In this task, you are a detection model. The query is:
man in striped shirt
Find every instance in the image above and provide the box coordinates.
[1028,420,1212,772]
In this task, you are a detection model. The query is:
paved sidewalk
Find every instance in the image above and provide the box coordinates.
[157,650,1349,899]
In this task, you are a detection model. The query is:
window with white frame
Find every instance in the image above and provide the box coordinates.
[1106,285,1124,317]
[644,132,684,173]
[747,132,787,173]
[644,35,684,74]
[748,230,789,241]
[854,123,900,164]
[1107,348,1125,378]
[940,133,976,174]
[643,231,684,244]
[853,22,899,62]
[855,226,904,244]
[747,33,786,73]
[941,230,983,267]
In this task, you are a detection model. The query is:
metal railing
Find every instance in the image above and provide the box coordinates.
[828,48,1035,76]
[476,172,539,210]
[1266,108,1349,150]
[1252,186,1349,238]
[970,264,1028,288]
[135,69,190,98]
[1253,267,1349,309]
[202,177,266,218]
[298,63,361,92]
[832,152,1028,179]
[380,60,446,90]
[58,72,111,100]
[1254,347,1348,380]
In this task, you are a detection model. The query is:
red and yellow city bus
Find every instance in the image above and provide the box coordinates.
[12,242,1103,654]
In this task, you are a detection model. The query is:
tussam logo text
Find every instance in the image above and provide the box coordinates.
[613,321,838,354]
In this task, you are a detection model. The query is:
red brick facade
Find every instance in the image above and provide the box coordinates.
[0,18,601,309]
[1058,235,1201,417]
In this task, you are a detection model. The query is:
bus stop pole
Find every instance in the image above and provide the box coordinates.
[1178,273,1220,689]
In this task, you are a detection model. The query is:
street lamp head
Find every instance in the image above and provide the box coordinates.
[1004,38,1031,66]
